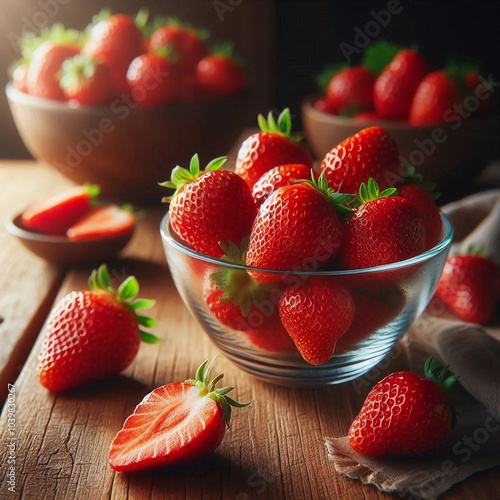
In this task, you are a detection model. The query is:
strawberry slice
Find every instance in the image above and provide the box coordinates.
[66,204,135,240]
[21,184,99,236]
[108,358,249,472]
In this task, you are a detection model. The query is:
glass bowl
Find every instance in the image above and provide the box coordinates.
[160,212,453,387]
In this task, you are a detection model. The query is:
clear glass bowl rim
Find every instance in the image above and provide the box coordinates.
[160,211,453,277]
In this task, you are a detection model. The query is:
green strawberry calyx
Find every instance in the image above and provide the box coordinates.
[211,240,275,317]
[402,166,440,200]
[356,177,397,206]
[257,108,303,142]
[361,39,405,76]
[424,356,459,428]
[159,154,227,203]
[186,358,250,426]
[89,264,159,344]
[59,53,101,91]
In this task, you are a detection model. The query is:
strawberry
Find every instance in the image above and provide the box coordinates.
[11,62,29,93]
[435,247,500,324]
[396,168,442,249]
[279,277,355,365]
[201,242,276,331]
[66,204,135,240]
[353,111,382,122]
[149,20,208,75]
[466,71,496,116]
[37,264,158,391]
[252,163,312,206]
[320,126,400,194]
[312,97,337,115]
[348,357,458,456]
[339,179,426,270]
[196,44,246,97]
[59,53,114,106]
[21,184,99,236]
[26,41,80,100]
[84,13,144,96]
[373,49,430,121]
[235,108,313,189]
[126,52,178,107]
[409,69,467,125]
[108,358,249,471]
[325,66,375,116]
[160,154,257,259]
[246,174,350,284]
[243,313,297,354]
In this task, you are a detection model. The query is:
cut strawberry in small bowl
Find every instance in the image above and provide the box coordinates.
[160,211,453,387]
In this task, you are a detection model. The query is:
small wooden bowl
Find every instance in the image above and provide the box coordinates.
[5,213,134,266]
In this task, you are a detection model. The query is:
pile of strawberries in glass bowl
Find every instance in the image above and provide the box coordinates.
[160,109,453,386]
[6,9,248,202]
[302,41,498,188]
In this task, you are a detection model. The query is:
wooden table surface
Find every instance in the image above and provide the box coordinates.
[0,159,499,500]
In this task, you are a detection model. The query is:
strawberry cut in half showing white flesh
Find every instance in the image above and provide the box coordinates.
[108,358,249,472]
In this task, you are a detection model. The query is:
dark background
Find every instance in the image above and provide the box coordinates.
[1,0,500,159]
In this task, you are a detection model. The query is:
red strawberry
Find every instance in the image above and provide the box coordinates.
[108,358,249,471]
[348,357,458,456]
[37,265,158,392]
[435,248,500,324]
[409,69,467,125]
[252,163,312,206]
[235,108,313,189]
[246,175,350,284]
[353,111,382,122]
[466,71,495,116]
[66,204,135,241]
[59,53,114,106]
[21,184,99,236]
[396,169,442,249]
[160,154,257,259]
[325,66,375,116]
[312,97,337,115]
[243,313,297,354]
[84,13,144,95]
[196,44,246,97]
[201,242,277,331]
[26,41,80,100]
[336,286,405,353]
[373,49,430,121]
[127,52,178,107]
[149,21,207,75]
[279,277,355,364]
[320,126,400,194]
[339,179,426,270]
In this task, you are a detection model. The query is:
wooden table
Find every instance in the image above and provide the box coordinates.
[0,159,499,499]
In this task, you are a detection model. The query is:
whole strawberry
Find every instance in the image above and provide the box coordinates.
[339,179,426,270]
[252,163,312,206]
[108,358,249,471]
[160,154,257,259]
[373,49,430,121]
[235,108,313,189]
[349,357,458,456]
[37,265,158,391]
[325,66,375,116]
[84,13,144,95]
[279,277,355,365]
[435,247,500,324]
[246,174,350,284]
[320,126,400,194]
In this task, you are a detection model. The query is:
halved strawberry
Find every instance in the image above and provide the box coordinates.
[66,204,135,240]
[108,358,249,472]
[21,184,99,236]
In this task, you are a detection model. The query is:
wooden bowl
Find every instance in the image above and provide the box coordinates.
[6,83,246,203]
[5,213,134,266]
[302,95,499,187]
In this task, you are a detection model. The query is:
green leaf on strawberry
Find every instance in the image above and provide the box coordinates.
[361,39,404,76]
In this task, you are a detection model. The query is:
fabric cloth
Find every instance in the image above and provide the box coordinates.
[326,189,500,500]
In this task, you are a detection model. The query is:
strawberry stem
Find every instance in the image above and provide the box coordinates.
[357,178,397,205]
[402,166,440,200]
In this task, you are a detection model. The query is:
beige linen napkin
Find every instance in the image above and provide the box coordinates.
[326,189,500,500]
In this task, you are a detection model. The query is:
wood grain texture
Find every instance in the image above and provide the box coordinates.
[0,161,499,499]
